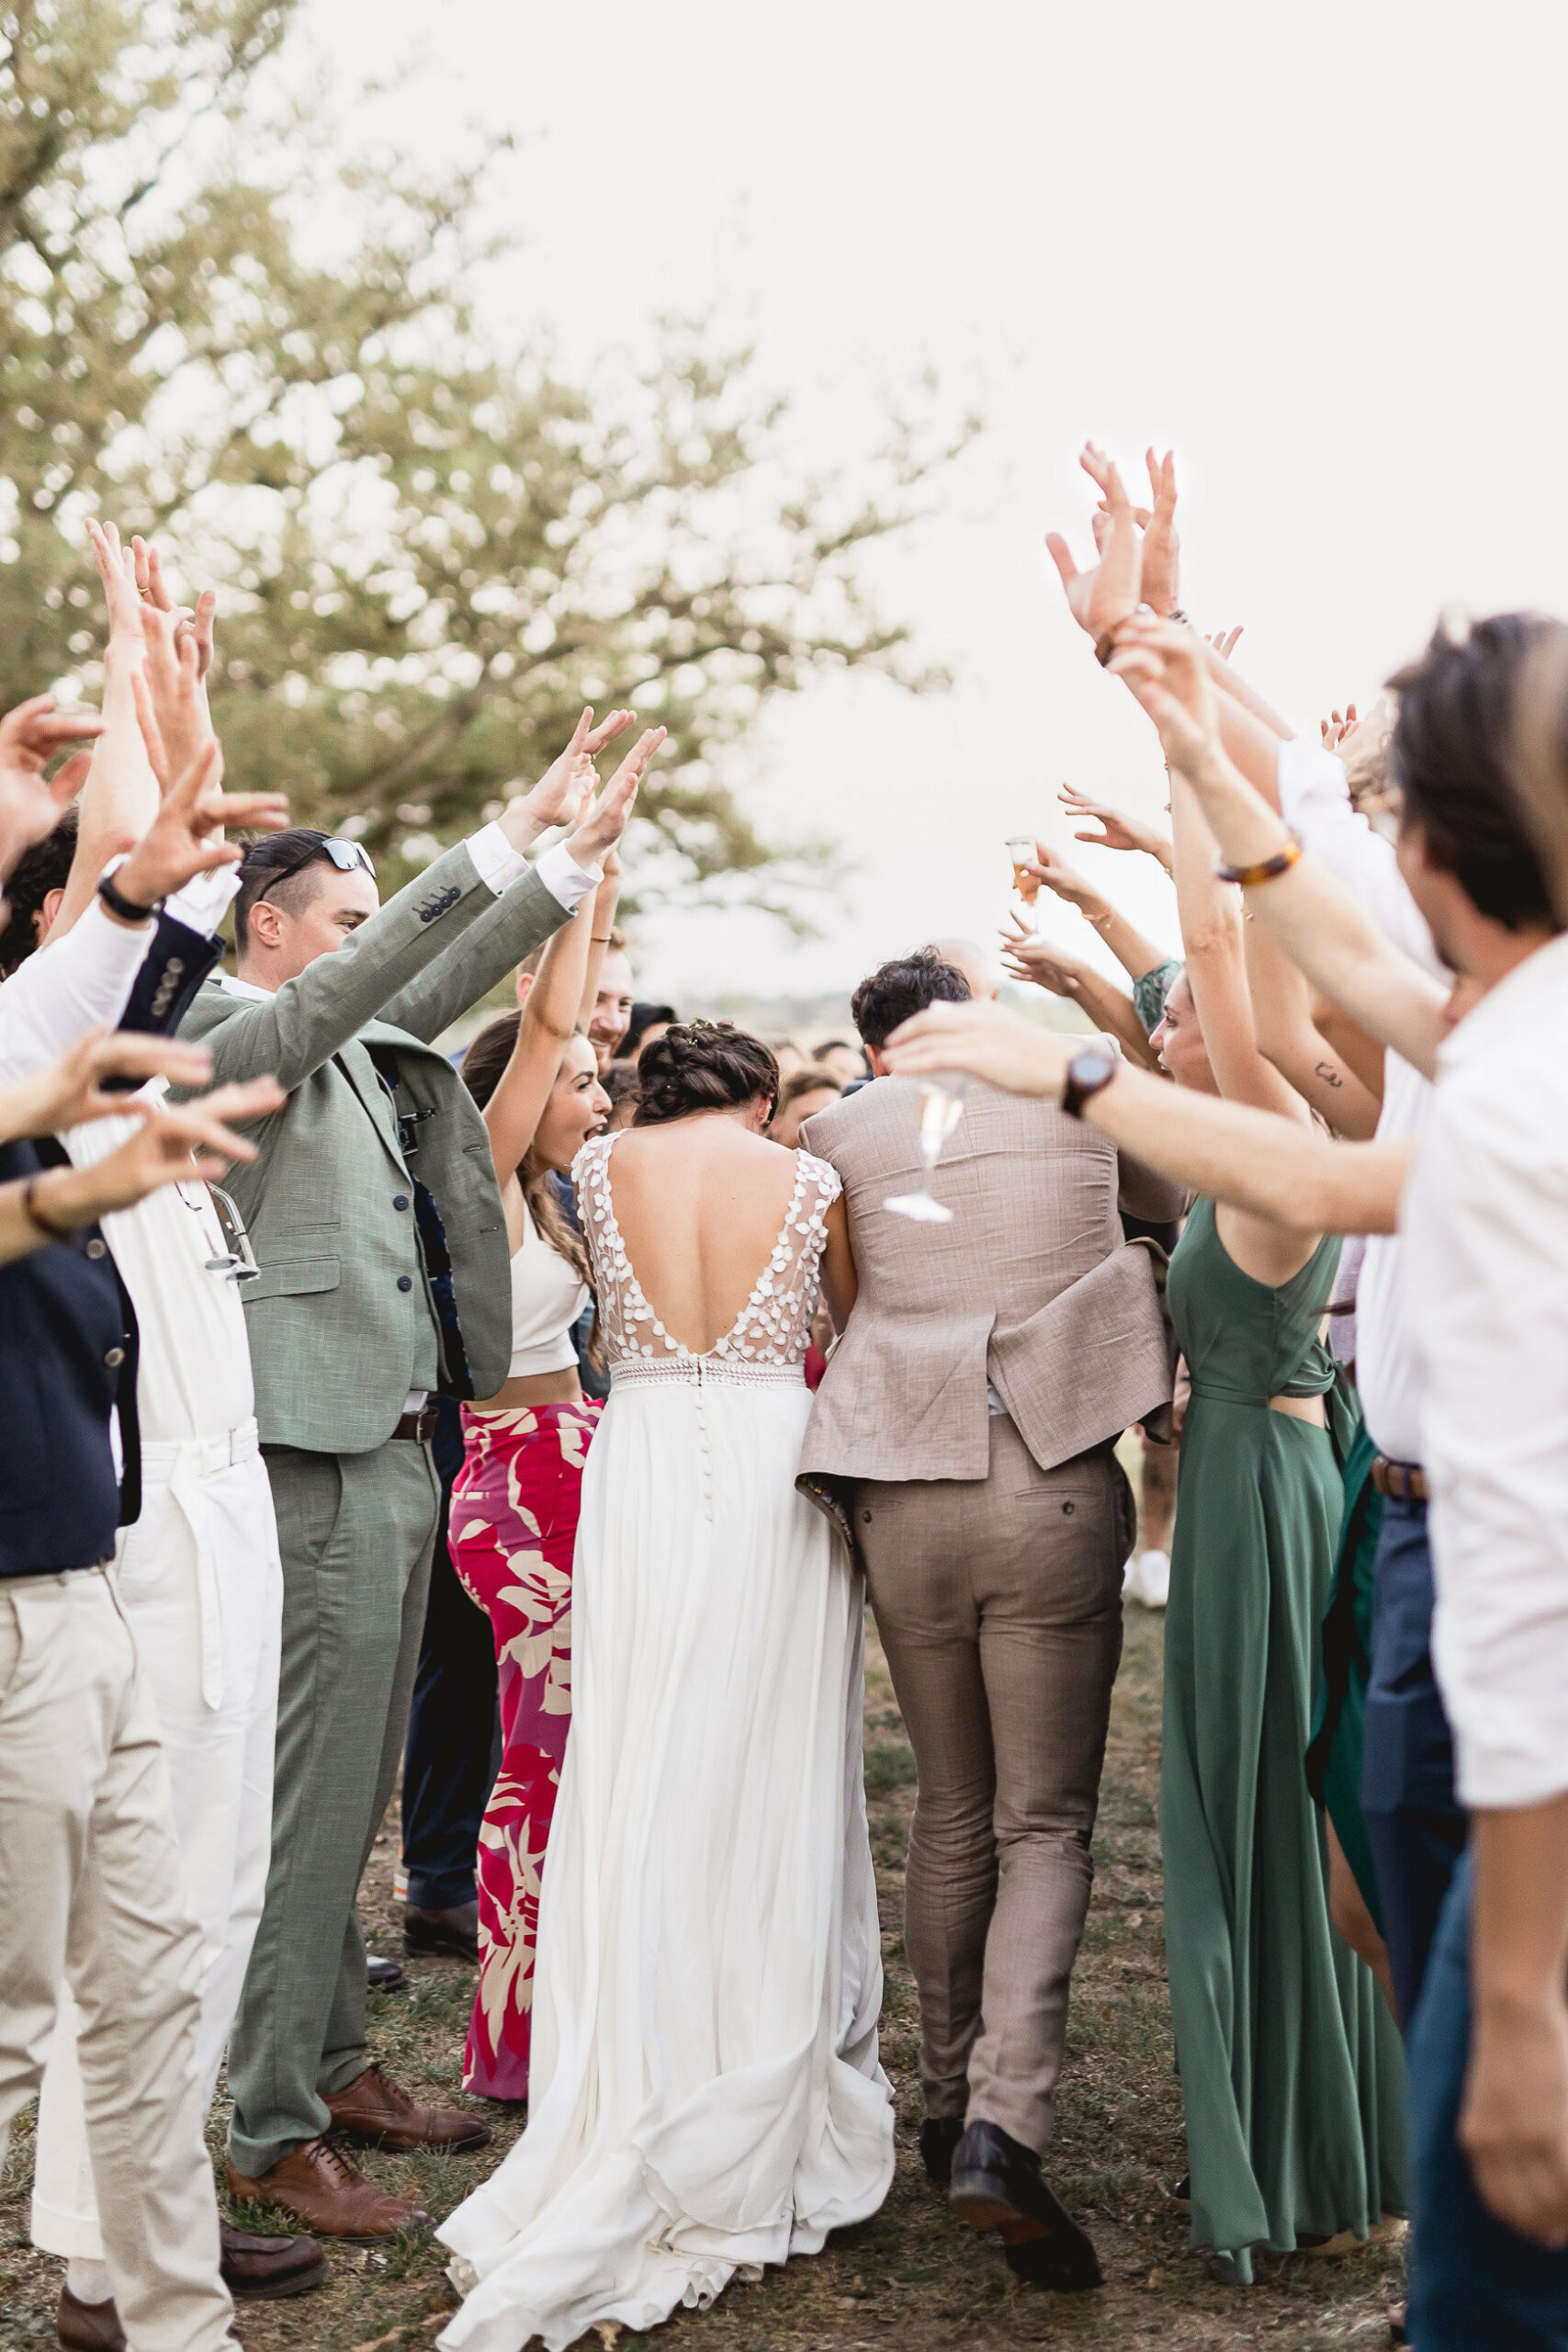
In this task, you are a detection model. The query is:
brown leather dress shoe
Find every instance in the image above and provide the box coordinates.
[56,2287,126,2351]
[404,1902,479,1962]
[227,2137,431,2244]
[220,2217,329,2299]
[324,2061,491,2153]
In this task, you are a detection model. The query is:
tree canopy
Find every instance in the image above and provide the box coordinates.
[0,1,972,915]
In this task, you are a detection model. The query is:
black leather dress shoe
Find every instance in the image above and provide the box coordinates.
[403,1902,479,1962]
[366,1953,404,1989]
[919,2117,965,2186]
[949,2120,1102,2290]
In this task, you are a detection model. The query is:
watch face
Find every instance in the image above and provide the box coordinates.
[1072,1049,1116,1089]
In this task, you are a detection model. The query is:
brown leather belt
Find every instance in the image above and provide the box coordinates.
[1371,1456,1427,1503]
[391,1407,440,1444]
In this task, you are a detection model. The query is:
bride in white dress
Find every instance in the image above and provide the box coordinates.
[438,1022,894,2352]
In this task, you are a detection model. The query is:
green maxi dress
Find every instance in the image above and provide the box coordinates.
[1162,1200,1405,2282]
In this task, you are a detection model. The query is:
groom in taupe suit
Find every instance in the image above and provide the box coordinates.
[800,949,1180,2288]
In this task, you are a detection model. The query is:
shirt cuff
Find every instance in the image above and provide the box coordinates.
[164,864,243,937]
[465,820,529,898]
[533,841,604,915]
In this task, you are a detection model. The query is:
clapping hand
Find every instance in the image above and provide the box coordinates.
[0,695,106,882]
[501,707,639,851]
[567,728,667,867]
[1046,444,1144,644]
[1058,781,1174,872]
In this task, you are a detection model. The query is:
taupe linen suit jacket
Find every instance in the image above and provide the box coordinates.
[799,1072,1182,1483]
[180,841,568,1453]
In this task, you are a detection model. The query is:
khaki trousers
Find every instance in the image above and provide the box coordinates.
[227,1440,438,2177]
[0,1567,234,2351]
[857,1415,1131,2156]
[33,1434,282,2261]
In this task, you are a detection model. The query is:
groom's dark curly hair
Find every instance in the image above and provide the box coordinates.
[851,947,972,1050]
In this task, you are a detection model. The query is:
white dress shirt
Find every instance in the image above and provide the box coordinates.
[0,898,152,1084]
[1276,736,1444,1464]
[1404,931,1568,1810]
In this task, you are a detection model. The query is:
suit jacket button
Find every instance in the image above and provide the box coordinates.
[397,1274,413,1292]
[1063,1500,1076,1515]
[393,1194,410,1211]
[104,1345,126,1368]
[85,1238,107,1260]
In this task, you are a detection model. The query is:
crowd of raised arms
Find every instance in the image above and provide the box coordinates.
[1,452,1565,2352]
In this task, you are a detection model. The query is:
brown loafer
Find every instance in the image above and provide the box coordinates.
[227,2137,431,2245]
[57,2288,126,2351]
[219,2217,329,2300]
[323,2060,490,2153]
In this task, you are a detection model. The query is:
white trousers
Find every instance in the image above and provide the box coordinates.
[32,1428,282,2269]
[0,1567,235,2351]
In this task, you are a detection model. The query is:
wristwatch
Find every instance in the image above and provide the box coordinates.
[1061,1045,1118,1120]
[97,870,161,923]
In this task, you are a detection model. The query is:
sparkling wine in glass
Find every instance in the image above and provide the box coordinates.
[885,1080,964,1225]
[1006,835,1041,934]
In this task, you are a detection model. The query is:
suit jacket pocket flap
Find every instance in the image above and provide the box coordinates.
[243,1256,341,1302]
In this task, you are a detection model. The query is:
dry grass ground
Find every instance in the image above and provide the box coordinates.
[0,1609,1404,2351]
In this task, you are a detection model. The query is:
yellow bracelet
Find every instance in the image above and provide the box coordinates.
[1213,831,1303,888]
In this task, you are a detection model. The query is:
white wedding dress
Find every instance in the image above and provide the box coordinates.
[437,1135,894,2352]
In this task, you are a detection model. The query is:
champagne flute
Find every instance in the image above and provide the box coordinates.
[885,1079,964,1224]
[1006,834,1041,935]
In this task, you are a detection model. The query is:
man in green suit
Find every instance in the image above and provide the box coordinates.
[181,712,658,2240]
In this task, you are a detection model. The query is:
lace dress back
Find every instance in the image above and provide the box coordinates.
[572,1131,840,1388]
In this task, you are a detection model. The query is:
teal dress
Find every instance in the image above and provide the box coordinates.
[1162,1199,1405,2281]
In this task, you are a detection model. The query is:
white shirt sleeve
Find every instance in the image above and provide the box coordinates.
[463,821,603,912]
[1275,736,1446,979]
[0,898,154,1086]
[1409,1052,1568,1808]
[164,863,243,935]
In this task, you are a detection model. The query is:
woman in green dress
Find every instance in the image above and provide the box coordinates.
[1150,772,1405,2282]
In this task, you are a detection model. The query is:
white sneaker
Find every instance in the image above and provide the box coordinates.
[1126,1549,1170,1609]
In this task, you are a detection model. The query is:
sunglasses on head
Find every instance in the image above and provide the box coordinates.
[252,833,376,904]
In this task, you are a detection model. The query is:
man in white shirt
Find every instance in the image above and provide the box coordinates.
[185,719,659,2245]
[1265,728,1468,2029]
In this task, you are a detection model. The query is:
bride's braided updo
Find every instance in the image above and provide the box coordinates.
[633,1022,780,1127]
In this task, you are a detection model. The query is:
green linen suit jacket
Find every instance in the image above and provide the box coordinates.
[180,841,569,1453]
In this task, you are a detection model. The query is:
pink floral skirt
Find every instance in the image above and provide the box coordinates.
[450,1398,601,2100]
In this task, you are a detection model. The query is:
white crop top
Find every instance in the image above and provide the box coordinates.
[508,1199,591,1379]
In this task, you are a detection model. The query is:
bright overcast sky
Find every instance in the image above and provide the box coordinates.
[310,0,1568,1005]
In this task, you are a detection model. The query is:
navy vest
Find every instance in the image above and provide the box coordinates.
[0,1139,139,1577]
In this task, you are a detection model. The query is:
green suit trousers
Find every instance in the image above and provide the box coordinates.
[228,1440,440,2177]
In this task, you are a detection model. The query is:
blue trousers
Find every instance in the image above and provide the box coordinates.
[400,1400,500,1911]
[1410,1852,1568,2348]
[1360,1493,1468,2028]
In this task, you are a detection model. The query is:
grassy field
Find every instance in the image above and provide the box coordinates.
[0,1608,1404,2351]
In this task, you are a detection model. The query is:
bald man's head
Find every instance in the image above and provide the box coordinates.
[928,937,998,1001]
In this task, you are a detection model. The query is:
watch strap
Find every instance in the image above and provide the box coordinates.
[1062,1049,1118,1120]
[97,870,161,923]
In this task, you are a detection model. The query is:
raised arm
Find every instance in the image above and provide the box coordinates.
[578,854,622,1036]
[1024,838,1173,989]
[883,998,1408,1238]
[482,892,604,1188]
[1168,768,1308,1120]
[1111,615,1452,1076]
[1057,781,1173,876]
[1243,915,1383,1139]
[53,521,163,936]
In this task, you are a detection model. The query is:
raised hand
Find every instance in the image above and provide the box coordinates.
[0,695,106,880]
[0,1031,216,1147]
[1206,626,1245,662]
[1058,781,1174,871]
[1000,925,1094,1001]
[883,998,1077,1100]
[1129,447,1180,617]
[1106,613,1224,780]
[567,728,666,867]
[1321,704,1359,752]
[499,707,639,852]
[1024,838,1111,922]
[85,518,147,652]
[113,740,288,910]
[1045,444,1144,645]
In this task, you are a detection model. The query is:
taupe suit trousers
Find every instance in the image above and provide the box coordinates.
[857,1415,1133,2155]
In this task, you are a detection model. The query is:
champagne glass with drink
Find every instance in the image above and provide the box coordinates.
[1006,835,1041,934]
[885,1077,965,1225]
